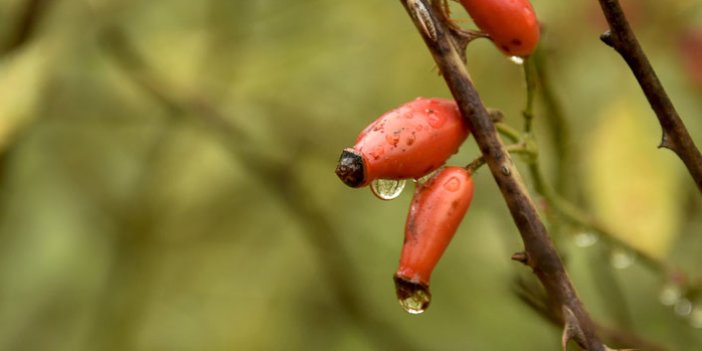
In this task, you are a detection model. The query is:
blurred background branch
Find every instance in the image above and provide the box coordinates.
[100,26,419,351]
[0,0,53,55]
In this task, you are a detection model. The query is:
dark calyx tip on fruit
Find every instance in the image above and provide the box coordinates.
[393,274,431,308]
[336,148,365,188]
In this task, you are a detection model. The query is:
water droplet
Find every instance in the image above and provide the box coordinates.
[370,179,406,200]
[443,176,460,192]
[659,284,682,306]
[385,133,400,147]
[675,298,693,317]
[394,276,431,314]
[369,146,384,160]
[509,56,524,65]
[610,249,635,269]
[690,307,702,328]
[427,113,446,129]
[574,232,598,248]
[406,132,416,146]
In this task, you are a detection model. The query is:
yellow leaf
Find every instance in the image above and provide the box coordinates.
[584,100,683,259]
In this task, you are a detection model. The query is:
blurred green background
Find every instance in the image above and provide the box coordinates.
[0,0,701,350]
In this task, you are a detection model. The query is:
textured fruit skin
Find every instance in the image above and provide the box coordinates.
[395,167,474,286]
[335,98,470,188]
[459,0,540,56]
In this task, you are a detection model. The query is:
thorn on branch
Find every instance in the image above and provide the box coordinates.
[658,132,674,151]
[511,251,530,265]
[562,306,588,350]
[488,108,504,123]
[600,30,615,48]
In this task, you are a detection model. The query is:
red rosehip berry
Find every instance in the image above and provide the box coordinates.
[459,0,540,57]
[336,98,470,188]
[394,166,475,313]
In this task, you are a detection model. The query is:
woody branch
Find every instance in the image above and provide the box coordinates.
[399,0,605,349]
[596,0,702,194]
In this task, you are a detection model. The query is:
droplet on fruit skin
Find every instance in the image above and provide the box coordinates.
[368,146,384,160]
[442,176,460,192]
[385,133,400,147]
[427,113,446,129]
[394,275,431,314]
[405,131,416,146]
[370,179,406,200]
[372,120,386,132]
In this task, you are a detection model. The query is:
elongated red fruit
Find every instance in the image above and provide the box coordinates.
[394,167,474,313]
[459,0,540,57]
[336,98,470,188]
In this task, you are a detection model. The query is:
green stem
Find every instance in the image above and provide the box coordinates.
[522,56,537,134]
[496,122,522,143]
[465,143,536,174]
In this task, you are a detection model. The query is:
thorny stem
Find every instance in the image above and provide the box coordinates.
[514,277,669,351]
[596,0,702,194]
[522,16,699,296]
[521,41,692,304]
[401,1,604,349]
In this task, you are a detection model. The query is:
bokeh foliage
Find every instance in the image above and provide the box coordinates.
[0,0,701,350]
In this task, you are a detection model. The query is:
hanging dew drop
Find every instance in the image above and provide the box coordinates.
[609,249,635,269]
[394,276,431,315]
[574,232,598,248]
[370,179,406,200]
[509,56,524,65]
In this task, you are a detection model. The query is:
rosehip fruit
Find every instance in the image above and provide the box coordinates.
[459,0,540,57]
[394,167,474,313]
[336,98,470,188]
